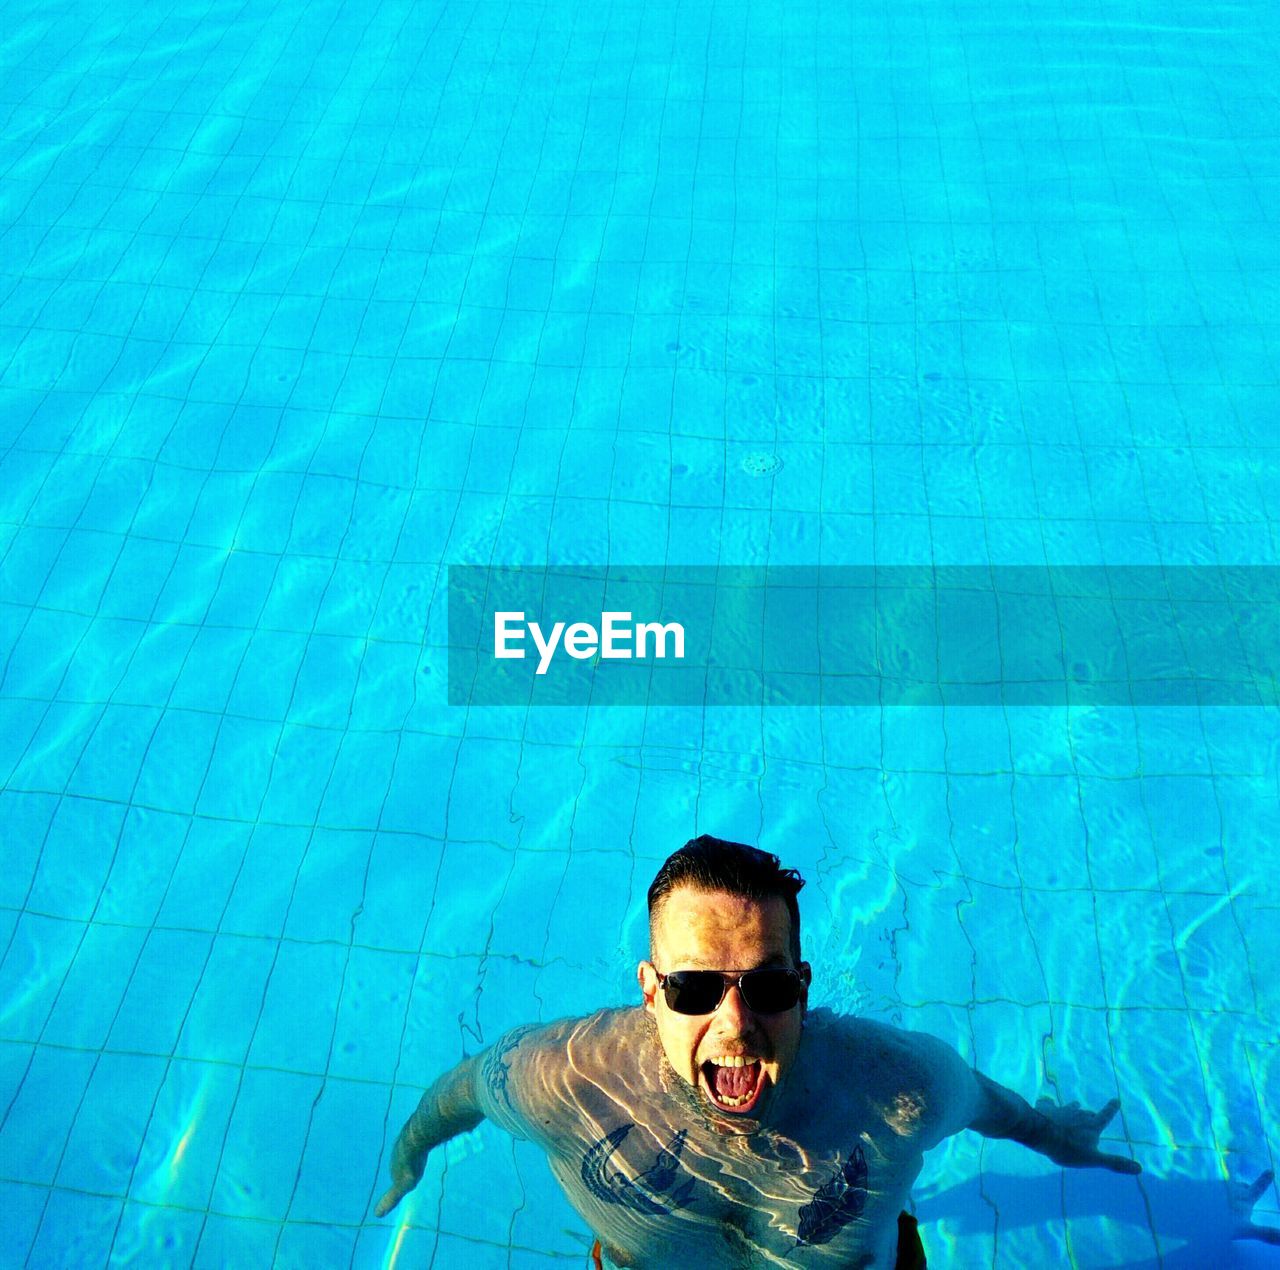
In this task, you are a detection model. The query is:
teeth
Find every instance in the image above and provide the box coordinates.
[704,1057,761,1107]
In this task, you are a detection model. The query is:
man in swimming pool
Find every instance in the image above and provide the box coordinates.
[373,836,1142,1266]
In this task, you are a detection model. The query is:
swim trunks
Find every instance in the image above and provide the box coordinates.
[896,1210,927,1268]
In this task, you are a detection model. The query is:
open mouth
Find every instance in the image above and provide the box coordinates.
[700,1055,766,1114]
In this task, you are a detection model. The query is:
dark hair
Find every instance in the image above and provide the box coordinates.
[647,835,805,964]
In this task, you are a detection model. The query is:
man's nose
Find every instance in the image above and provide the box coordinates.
[716,981,755,1029]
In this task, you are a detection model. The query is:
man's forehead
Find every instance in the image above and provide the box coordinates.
[652,886,792,960]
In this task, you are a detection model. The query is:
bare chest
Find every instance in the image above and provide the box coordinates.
[549,1111,921,1268]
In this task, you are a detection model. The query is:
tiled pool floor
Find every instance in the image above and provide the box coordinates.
[1,0,1278,1264]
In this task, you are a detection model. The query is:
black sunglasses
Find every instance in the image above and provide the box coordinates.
[656,967,804,1016]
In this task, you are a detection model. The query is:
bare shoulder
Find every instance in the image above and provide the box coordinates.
[834,1014,967,1074]
[476,1009,646,1141]
[478,1010,623,1093]
[806,1011,978,1145]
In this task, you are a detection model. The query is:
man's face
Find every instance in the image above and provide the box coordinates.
[638,886,810,1122]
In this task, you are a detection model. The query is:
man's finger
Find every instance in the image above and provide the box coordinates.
[1235,1224,1280,1246]
[374,1186,405,1218]
[1092,1099,1121,1127]
[1096,1152,1141,1175]
[1241,1170,1275,1205]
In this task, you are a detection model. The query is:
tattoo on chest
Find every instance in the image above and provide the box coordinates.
[581,1124,696,1215]
[795,1145,869,1247]
[481,1024,537,1112]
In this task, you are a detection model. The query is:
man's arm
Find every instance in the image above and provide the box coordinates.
[1231,1170,1280,1244]
[374,1054,486,1217]
[374,1020,569,1218]
[968,1071,1141,1174]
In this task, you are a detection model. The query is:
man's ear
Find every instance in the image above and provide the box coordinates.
[799,961,812,1012]
[638,960,660,1014]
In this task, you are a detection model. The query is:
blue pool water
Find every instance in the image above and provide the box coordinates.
[1,0,1277,1264]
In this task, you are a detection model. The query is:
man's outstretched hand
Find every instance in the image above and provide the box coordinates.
[372,1059,486,1220]
[1231,1170,1279,1244]
[373,1142,427,1218]
[1034,1097,1142,1174]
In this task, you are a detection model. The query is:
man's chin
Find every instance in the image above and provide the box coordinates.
[645,1017,774,1130]
[698,1090,767,1133]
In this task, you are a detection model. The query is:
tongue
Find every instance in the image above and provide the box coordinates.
[714,1063,757,1099]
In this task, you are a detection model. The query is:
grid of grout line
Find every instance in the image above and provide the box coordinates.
[0,752,1269,1239]
[0,0,1278,1264]
[0,0,614,1259]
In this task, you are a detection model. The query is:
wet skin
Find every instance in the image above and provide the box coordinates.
[477,1005,972,1266]
[375,885,1142,1267]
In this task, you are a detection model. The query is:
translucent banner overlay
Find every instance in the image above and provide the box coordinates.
[447,566,1280,707]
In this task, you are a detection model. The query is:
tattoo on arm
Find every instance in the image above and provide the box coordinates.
[481,1024,538,1114]
[581,1124,696,1215]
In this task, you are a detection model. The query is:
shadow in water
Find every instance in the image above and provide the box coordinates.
[919,1170,1279,1269]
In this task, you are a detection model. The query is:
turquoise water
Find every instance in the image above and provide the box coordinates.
[1,0,1277,1264]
